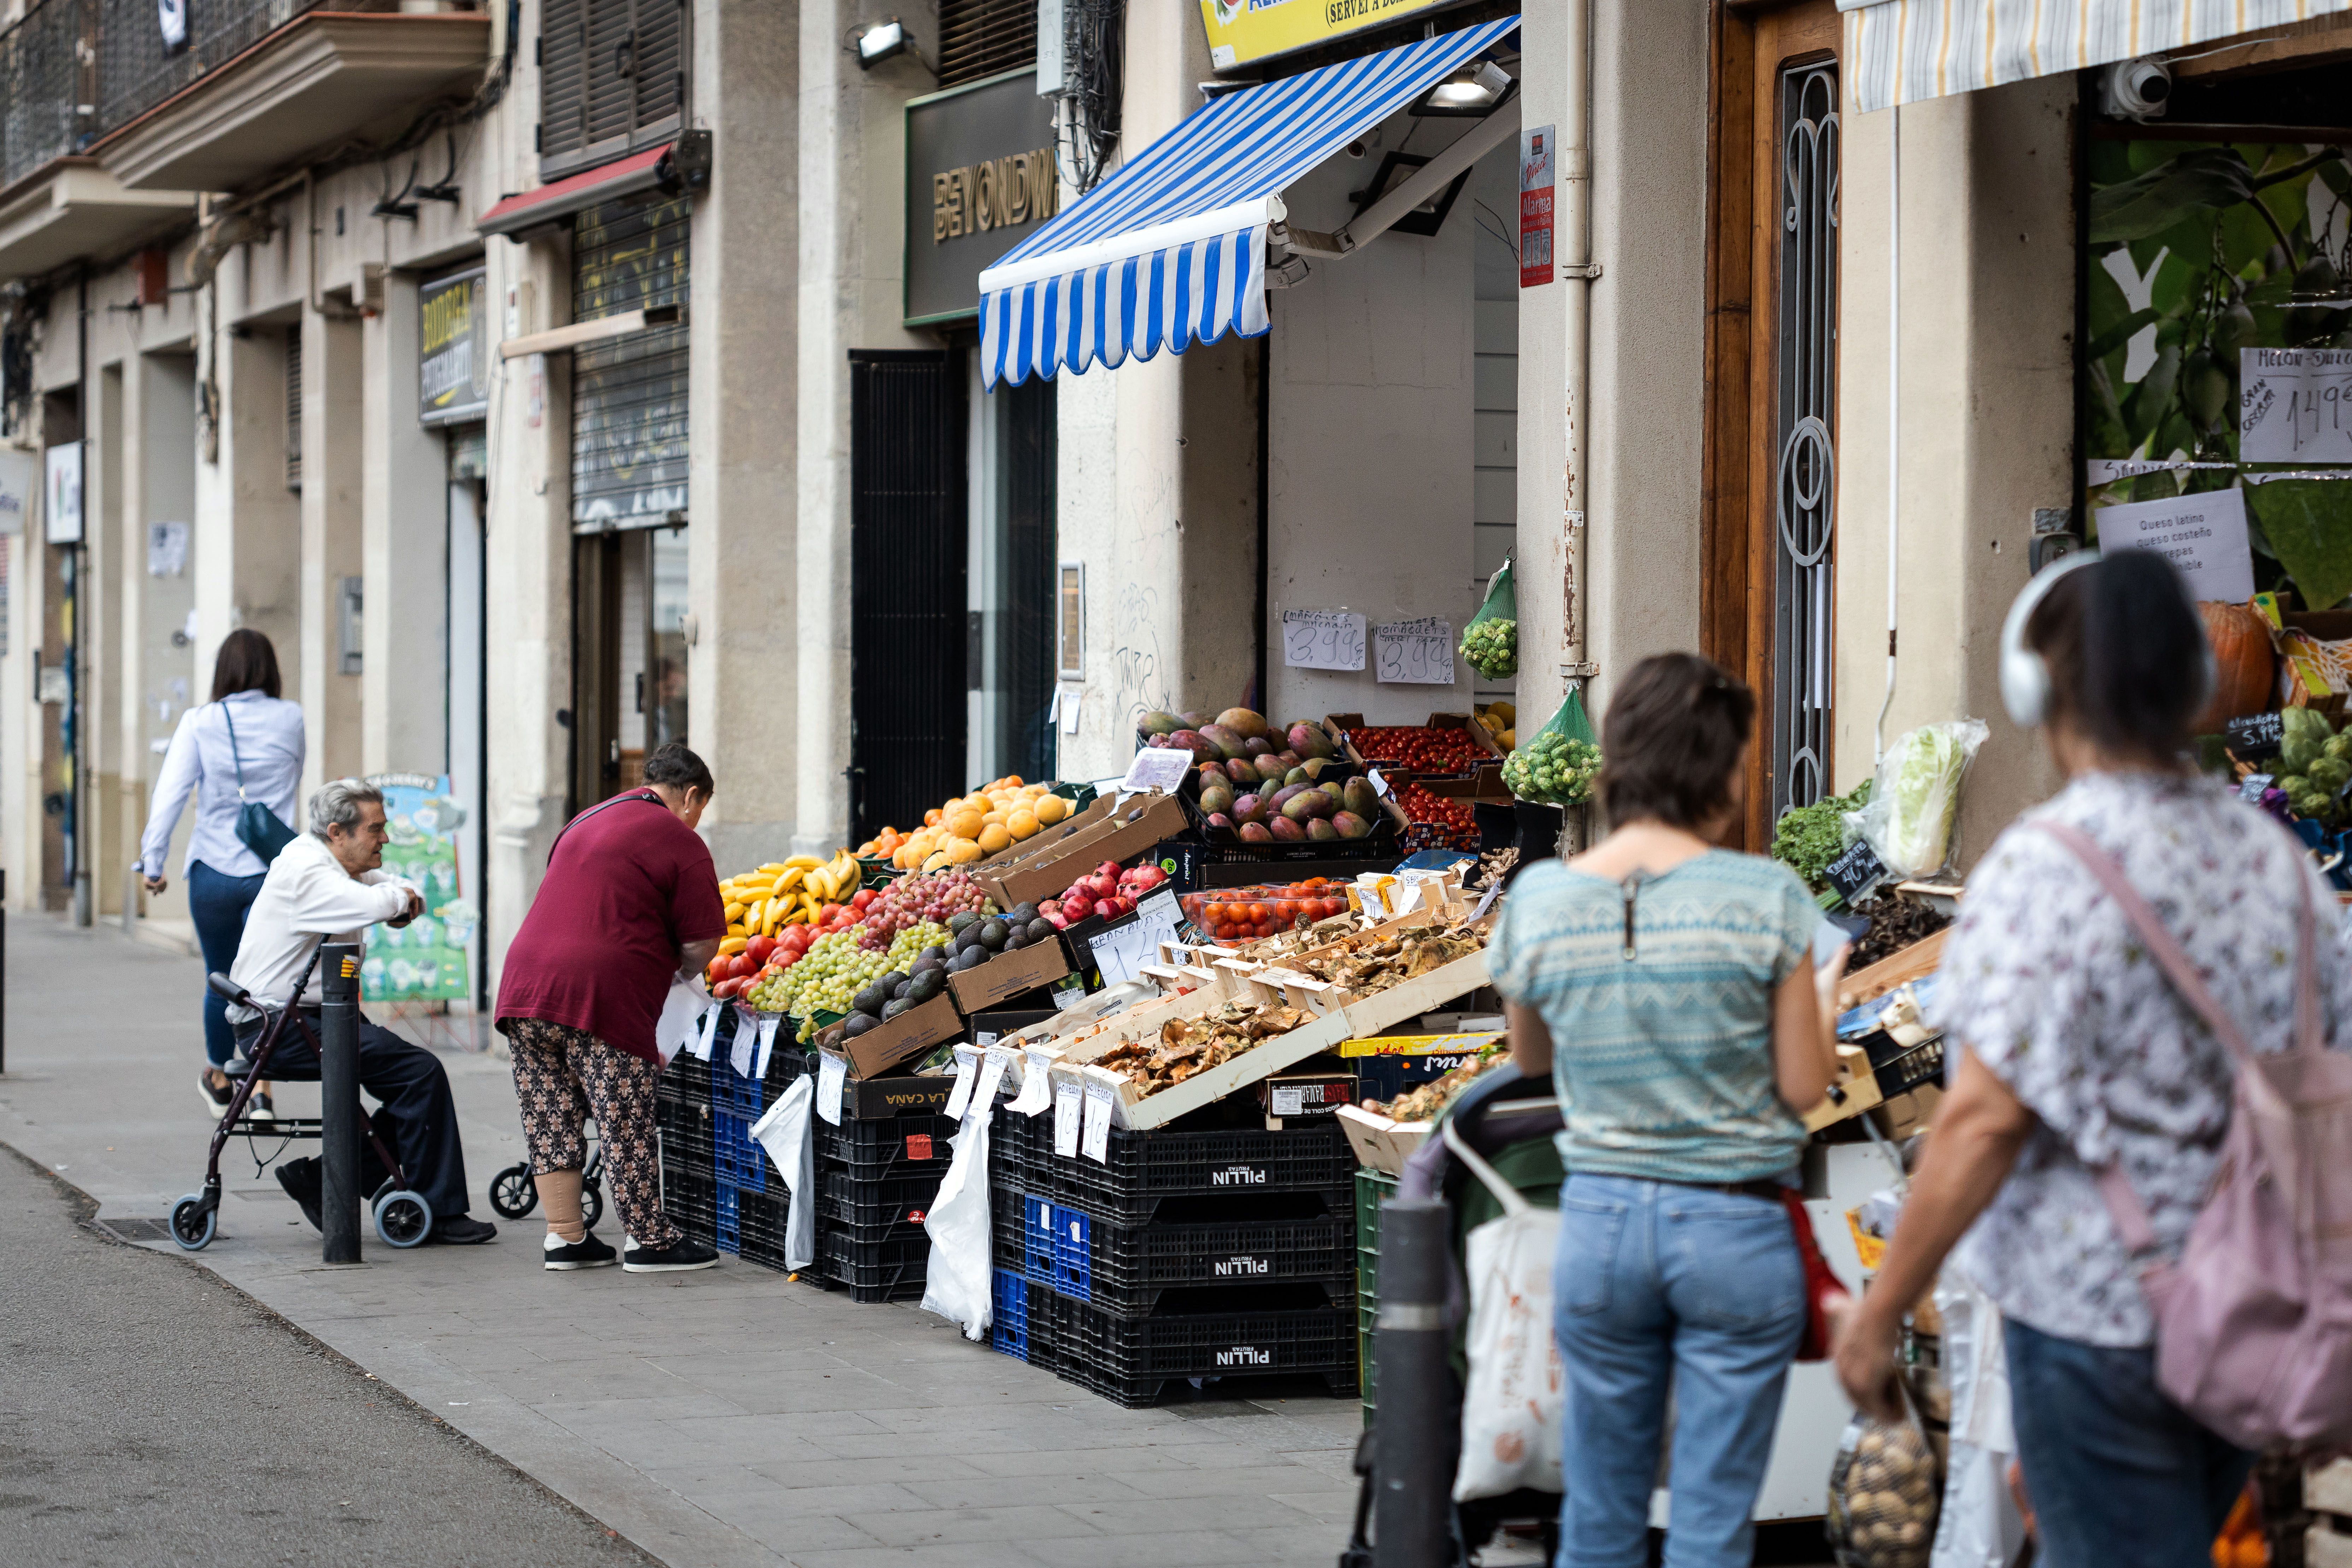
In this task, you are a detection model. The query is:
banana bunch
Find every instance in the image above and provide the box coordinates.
[719,851,863,945]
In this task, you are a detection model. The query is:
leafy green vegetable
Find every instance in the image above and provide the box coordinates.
[2281,705,2334,773]
[1865,721,1988,878]
[1771,779,1872,894]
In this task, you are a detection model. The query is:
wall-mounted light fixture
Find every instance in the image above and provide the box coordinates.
[856,19,909,67]
[1412,60,1513,117]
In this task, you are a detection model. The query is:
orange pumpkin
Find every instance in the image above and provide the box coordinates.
[2195,600,2275,732]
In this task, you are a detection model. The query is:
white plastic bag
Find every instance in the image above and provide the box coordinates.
[1445,1120,1564,1502]
[1929,1274,2026,1568]
[920,1113,994,1341]
[749,1077,817,1271]
[1845,720,1988,880]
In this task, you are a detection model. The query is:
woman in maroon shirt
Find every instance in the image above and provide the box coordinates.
[496,742,728,1273]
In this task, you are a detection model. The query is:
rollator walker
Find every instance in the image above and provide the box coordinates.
[170,945,437,1252]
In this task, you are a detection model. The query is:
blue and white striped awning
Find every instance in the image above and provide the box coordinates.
[977,16,1520,389]
[1841,0,2352,113]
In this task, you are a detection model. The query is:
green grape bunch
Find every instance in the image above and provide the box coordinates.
[1459,618,1518,679]
[1503,731,1602,806]
[752,922,952,1041]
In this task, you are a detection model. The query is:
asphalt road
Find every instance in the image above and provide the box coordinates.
[0,1143,659,1568]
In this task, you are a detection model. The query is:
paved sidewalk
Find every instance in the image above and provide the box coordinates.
[0,914,1372,1568]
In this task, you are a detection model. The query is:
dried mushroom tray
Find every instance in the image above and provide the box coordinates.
[995,907,1494,1133]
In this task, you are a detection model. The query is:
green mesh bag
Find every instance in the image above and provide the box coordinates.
[1501,687,1601,805]
[1459,558,1518,679]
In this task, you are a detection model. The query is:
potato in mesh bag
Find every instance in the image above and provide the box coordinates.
[1825,1412,1940,1568]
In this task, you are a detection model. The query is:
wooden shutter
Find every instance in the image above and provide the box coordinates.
[540,0,686,182]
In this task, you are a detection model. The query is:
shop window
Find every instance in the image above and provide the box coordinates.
[539,0,687,183]
[937,0,1034,88]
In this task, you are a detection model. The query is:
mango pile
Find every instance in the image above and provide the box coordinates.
[884,776,1073,873]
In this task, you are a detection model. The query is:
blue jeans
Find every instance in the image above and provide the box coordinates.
[187,860,267,1069]
[1552,1173,1805,1568]
[2004,1318,2253,1568]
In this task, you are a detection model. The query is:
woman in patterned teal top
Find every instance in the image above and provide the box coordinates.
[1493,653,1843,1568]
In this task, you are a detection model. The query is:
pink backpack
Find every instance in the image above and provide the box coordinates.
[2039,821,2352,1451]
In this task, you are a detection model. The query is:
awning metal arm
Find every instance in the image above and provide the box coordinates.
[1281,96,1523,260]
[499,303,684,360]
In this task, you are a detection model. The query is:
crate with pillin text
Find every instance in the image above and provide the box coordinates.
[1015,1188,1354,1320]
[1036,1287,1358,1408]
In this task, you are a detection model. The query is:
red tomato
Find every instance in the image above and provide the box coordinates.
[851,887,878,912]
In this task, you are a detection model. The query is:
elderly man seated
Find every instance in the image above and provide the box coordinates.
[225,777,496,1245]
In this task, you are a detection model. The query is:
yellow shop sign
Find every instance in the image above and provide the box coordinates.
[1199,0,1465,71]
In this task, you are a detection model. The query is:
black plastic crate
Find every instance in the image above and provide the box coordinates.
[816,1163,945,1229]
[1060,1118,1356,1225]
[818,1119,955,1179]
[817,1227,930,1303]
[665,1168,717,1241]
[1045,1206,1356,1320]
[659,1051,711,1106]
[816,1113,959,1170]
[1036,1289,1358,1408]
[734,1186,795,1274]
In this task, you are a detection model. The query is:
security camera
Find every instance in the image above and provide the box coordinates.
[2100,56,2172,121]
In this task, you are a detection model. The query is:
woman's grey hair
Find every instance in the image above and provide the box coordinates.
[309,778,385,839]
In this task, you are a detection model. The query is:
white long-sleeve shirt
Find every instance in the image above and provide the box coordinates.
[139,690,306,879]
[225,831,417,1017]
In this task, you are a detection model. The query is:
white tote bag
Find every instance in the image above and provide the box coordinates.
[1445,1118,1565,1502]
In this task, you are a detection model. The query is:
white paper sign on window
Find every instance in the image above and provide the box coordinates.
[2241,348,2352,464]
[1375,618,1456,685]
[1281,609,1367,672]
[2093,488,2256,605]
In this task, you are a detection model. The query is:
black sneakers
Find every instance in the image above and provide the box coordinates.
[427,1215,499,1245]
[543,1232,618,1270]
[623,1238,719,1273]
[199,1068,233,1118]
[276,1157,324,1231]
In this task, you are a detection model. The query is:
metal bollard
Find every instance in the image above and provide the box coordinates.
[318,940,363,1264]
[1374,1198,1457,1568]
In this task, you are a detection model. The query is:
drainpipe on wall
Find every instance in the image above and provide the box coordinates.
[1876,106,1900,764]
[1556,0,1594,853]
[72,268,89,927]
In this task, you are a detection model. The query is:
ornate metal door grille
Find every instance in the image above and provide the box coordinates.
[1772,63,1838,817]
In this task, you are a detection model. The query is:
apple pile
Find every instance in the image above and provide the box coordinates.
[1037,859,1168,929]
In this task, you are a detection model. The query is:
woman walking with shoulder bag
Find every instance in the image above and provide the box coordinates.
[1491,653,1846,1568]
[137,629,304,1117]
[1832,551,2352,1567]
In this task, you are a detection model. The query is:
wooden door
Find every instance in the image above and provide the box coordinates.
[1704,0,1842,849]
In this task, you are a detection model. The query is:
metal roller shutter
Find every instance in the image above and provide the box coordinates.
[571,195,689,530]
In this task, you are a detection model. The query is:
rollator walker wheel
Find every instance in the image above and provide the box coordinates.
[373,1189,434,1249]
[581,1179,604,1232]
[170,1193,217,1251]
[488,1162,537,1220]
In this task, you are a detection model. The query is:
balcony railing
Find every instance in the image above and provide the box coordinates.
[0,0,360,195]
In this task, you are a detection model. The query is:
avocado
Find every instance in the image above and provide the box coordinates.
[911,953,944,975]
[1003,928,1028,951]
[878,970,909,999]
[1009,903,1039,927]
[919,944,949,967]
[947,912,981,936]
[950,947,983,973]
[881,996,913,1022]
[978,918,1010,952]
[841,1013,878,1038]
[1027,918,1056,944]
[851,983,887,1016]
[906,969,946,1005]
[957,925,987,952]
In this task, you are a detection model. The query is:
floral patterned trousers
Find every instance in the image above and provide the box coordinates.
[501,1017,678,1250]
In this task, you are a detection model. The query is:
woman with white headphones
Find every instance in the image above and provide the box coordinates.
[1829,550,2348,1566]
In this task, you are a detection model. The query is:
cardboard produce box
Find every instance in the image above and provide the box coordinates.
[837,1072,957,1120]
[828,992,962,1079]
[945,938,1072,1014]
[975,789,1190,910]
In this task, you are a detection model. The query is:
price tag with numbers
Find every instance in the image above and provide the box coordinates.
[1053,1081,1082,1156]
[941,1044,983,1122]
[1081,1079,1116,1163]
[1282,608,1367,671]
[1375,618,1456,685]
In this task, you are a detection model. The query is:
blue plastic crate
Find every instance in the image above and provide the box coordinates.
[716,1183,741,1255]
[1020,1193,1056,1287]
[991,1269,1030,1361]
[713,1112,766,1193]
[1051,1204,1092,1302]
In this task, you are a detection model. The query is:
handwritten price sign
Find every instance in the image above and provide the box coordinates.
[1375,618,1456,685]
[1282,609,1366,671]
[2241,348,2352,463]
